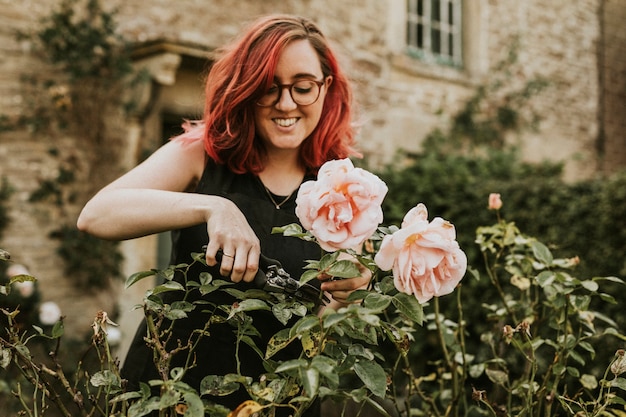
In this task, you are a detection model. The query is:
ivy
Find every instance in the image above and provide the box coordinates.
[50,225,123,290]
[0,178,13,240]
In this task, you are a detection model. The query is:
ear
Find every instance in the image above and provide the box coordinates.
[325,75,333,88]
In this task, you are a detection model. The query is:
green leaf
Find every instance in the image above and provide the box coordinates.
[531,240,553,265]
[326,260,361,278]
[485,368,509,386]
[348,344,375,360]
[299,366,320,399]
[319,252,339,271]
[90,370,121,388]
[198,272,212,285]
[362,396,393,417]
[275,359,308,373]
[299,269,320,285]
[568,349,586,366]
[149,281,185,295]
[51,320,64,338]
[322,311,347,329]
[611,377,626,391]
[127,397,161,417]
[158,389,180,409]
[171,301,194,312]
[580,280,599,292]
[109,391,143,404]
[182,392,205,417]
[580,374,598,390]
[126,269,157,288]
[291,316,320,336]
[266,328,297,359]
[272,223,312,239]
[227,299,270,319]
[363,293,392,312]
[311,356,339,386]
[164,309,188,320]
[353,360,387,398]
[0,346,12,369]
[9,274,36,285]
[200,375,240,396]
[240,335,264,358]
[536,270,556,287]
[272,303,293,325]
[392,293,424,324]
[593,276,625,285]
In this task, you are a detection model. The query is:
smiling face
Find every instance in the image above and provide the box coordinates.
[253,39,332,155]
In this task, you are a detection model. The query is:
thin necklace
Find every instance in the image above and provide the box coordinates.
[262,185,294,209]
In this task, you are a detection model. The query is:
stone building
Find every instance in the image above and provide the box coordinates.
[0,0,624,358]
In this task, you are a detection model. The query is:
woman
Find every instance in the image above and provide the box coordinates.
[77,14,369,416]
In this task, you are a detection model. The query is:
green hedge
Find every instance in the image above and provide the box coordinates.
[376,149,626,281]
[375,148,626,374]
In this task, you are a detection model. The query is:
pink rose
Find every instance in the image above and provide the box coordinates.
[295,159,388,252]
[374,203,467,303]
[488,193,503,210]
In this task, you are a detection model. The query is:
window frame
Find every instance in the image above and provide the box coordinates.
[406,0,463,67]
[386,0,486,84]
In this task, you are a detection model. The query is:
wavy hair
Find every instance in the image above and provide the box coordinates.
[198,14,359,174]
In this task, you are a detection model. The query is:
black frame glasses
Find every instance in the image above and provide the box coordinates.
[256,79,326,107]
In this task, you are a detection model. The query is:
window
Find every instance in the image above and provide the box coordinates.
[406,0,463,67]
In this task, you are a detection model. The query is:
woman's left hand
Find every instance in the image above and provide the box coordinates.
[319,254,372,306]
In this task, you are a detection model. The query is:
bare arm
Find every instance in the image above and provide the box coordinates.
[76,138,260,282]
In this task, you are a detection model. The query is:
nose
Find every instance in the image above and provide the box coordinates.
[275,86,298,111]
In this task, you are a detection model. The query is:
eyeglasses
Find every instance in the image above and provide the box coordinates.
[256,79,326,107]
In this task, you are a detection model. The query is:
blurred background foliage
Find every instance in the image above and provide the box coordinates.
[372,67,626,408]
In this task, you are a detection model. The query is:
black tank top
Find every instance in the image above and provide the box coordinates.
[122,160,322,416]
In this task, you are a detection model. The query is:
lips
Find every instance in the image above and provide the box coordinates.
[273,117,298,127]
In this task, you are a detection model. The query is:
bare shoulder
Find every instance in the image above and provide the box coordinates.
[105,137,206,192]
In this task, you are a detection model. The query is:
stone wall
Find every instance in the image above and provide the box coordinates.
[1,0,624,350]
[601,0,626,174]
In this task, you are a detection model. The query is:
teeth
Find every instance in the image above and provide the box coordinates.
[274,118,297,127]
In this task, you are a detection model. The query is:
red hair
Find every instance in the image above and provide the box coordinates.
[199,14,359,174]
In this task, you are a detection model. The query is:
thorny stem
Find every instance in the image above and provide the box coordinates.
[455,285,469,415]
[144,308,172,382]
[15,382,35,417]
[398,346,442,417]
[381,304,442,417]
[482,250,519,323]
[15,354,74,417]
[433,297,460,417]
[588,351,619,416]
[0,313,76,417]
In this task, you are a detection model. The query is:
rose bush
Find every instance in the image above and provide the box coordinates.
[3,161,625,417]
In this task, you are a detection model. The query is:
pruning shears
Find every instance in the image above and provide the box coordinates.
[202,245,328,307]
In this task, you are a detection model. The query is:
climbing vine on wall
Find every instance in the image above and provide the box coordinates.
[0,178,13,241]
[14,0,145,289]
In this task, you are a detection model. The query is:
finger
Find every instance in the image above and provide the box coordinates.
[219,248,239,281]
[326,290,353,304]
[204,241,223,266]
[320,276,364,292]
[241,246,260,283]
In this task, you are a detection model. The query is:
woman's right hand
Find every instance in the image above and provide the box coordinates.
[203,198,261,283]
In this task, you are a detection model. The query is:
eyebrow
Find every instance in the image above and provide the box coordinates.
[272,72,322,82]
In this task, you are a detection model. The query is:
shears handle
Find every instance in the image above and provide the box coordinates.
[202,245,273,288]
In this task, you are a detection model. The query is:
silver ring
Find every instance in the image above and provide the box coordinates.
[222,253,234,258]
